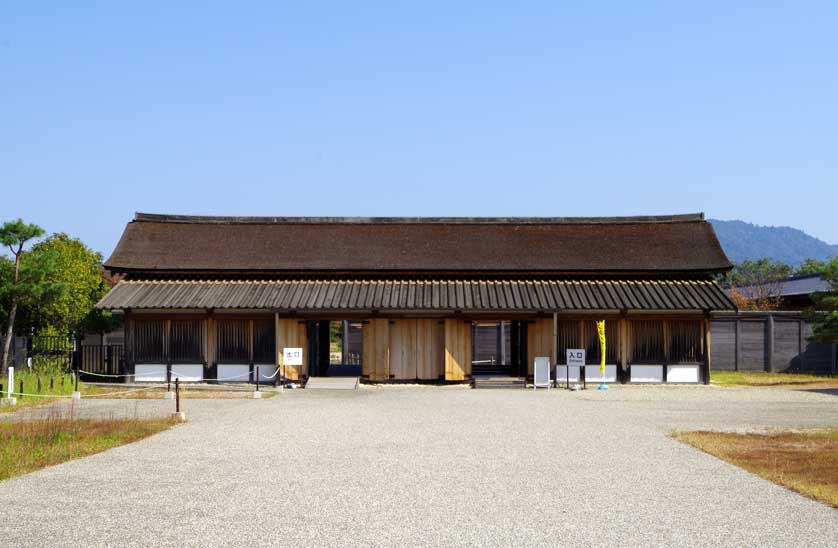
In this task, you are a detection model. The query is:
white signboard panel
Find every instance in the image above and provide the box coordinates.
[533,357,551,389]
[283,348,303,366]
[566,349,586,367]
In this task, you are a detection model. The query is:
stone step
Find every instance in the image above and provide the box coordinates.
[472,377,527,389]
[305,377,359,390]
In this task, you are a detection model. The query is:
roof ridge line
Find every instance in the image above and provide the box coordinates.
[132,212,707,225]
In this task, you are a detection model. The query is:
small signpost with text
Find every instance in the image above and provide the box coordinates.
[281,347,303,390]
[566,349,586,390]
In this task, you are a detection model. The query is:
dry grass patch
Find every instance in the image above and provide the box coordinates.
[0,414,178,481]
[711,371,838,388]
[675,429,838,507]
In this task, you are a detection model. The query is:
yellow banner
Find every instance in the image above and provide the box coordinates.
[596,320,606,374]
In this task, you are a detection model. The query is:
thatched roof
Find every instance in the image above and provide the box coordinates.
[104,212,732,275]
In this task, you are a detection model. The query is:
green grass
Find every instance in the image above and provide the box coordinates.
[710,370,838,387]
[0,371,113,413]
[0,414,178,481]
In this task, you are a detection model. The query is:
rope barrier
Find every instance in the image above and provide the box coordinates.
[78,370,133,378]
[79,369,275,382]
[6,391,75,399]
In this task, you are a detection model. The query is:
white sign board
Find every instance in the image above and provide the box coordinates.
[533,357,551,389]
[566,349,586,367]
[283,347,303,366]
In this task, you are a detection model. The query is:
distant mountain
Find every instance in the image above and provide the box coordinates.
[709,219,838,267]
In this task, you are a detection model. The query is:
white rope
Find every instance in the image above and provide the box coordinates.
[261,368,280,380]
[79,368,279,383]
[213,371,254,381]
[79,370,133,378]
[6,391,75,399]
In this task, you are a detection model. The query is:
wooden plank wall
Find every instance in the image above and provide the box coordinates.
[416,319,444,380]
[389,319,417,380]
[444,319,472,381]
[276,317,307,380]
[363,319,390,381]
[527,318,554,376]
[710,314,837,374]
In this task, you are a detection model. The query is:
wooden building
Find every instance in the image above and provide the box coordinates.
[96,213,735,385]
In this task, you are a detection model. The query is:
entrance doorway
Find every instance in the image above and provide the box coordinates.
[471,320,528,377]
[308,320,363,377]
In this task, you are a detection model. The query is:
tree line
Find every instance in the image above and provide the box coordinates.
[722,257,837,344]
[1,219,116,374]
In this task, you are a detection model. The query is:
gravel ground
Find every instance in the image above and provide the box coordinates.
[1,385,836,547]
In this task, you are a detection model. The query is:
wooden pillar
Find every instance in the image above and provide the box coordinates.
[734,317,740,372]
[766,314,775,373]
[619,318,629,383]
[551,313,558,371]
[702,316,712,384]
[798,318,805,373]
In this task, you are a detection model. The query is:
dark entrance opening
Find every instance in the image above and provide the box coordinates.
[308,320,363,377]
[472,320,527,377]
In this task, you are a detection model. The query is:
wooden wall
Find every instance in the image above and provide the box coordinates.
[388,319,444,380]
[710,313,837,375]
[389,319,417,380]
[444,319,472,381]
[416,319,444,380]
[527,318,554,375]
[276,317,307,380]
[362,319,390,381]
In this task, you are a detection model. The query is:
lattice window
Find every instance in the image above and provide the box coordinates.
[133,319,165,363]
[217,319,249,363]
[556,320,582,364]
[253,319,276,364]
[170,319,203,363]
[630,320,665,363]
[668,320,703,363]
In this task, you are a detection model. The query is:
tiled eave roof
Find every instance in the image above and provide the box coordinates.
[97,278,735,312]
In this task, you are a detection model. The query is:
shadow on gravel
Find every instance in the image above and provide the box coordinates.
[797,388,838,397]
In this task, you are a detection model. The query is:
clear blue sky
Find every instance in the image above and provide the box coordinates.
[2,2,837,257]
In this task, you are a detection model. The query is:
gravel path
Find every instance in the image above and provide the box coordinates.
[1,385,836,547]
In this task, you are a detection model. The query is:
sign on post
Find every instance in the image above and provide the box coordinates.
[564,349,586,389]
[283,348,303,366]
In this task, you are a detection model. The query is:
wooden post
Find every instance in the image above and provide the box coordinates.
[766,314,775,373]
[551,313,558,377]
[798,319,805,373]
[619,317,629,383]
[702,317,712,385]
[175,378,180,413]
[734,317,740,372]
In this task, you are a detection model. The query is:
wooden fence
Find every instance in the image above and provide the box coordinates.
[711,312,837,374]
